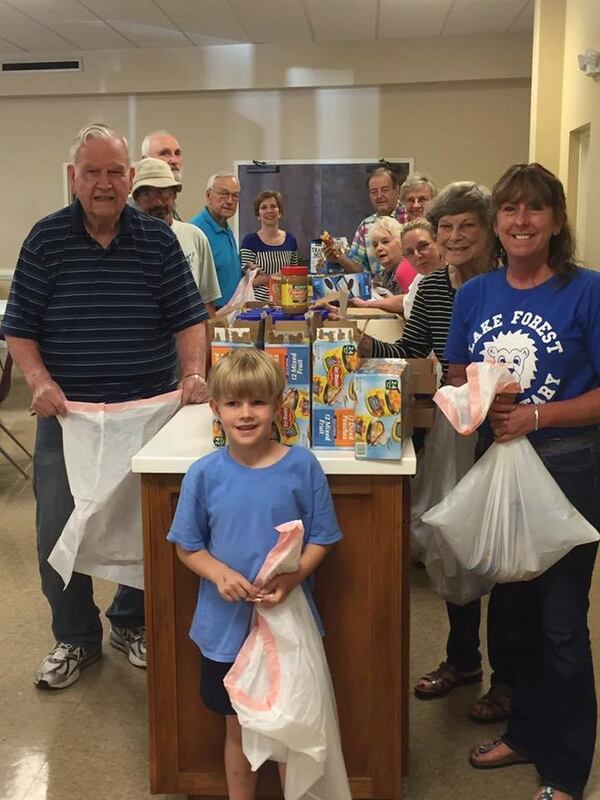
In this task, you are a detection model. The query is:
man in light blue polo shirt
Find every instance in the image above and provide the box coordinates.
[189,172,242,307]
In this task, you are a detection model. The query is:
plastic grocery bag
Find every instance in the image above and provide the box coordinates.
[422,437,600,582]
[224,521,351,800]
[48,391,181,590]
[411,408,492,604]
[216,268,258,324]
[423,363,599,582]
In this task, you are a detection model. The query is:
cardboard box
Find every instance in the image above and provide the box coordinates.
[312,321,360,448]
[264,319,312,448]
[411,399,435,429]
[354,359,413,460]
[405,358,438,395]
[210,319,262,367]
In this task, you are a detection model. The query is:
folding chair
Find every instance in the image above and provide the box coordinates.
[0,348,32,479]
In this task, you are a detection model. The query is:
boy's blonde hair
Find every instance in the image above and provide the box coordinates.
[208,348,285,403]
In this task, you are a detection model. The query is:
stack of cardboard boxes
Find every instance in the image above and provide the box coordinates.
[209,310,436,458]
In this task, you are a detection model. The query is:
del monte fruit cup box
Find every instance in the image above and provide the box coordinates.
[264,317,315,448]
[311,321,360,448]
[354,359,413,460]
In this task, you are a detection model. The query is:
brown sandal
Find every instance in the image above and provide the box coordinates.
[414,661,483,700]
[469,683,512,723]
[469,737,531,770]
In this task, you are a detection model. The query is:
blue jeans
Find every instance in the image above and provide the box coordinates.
[445,594,515,687]
[496,434,600,797]
[33,417,145,648]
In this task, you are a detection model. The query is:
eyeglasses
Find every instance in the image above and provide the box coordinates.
[403,241,432,257]
[212,190,240,201]
[136,187,176,200]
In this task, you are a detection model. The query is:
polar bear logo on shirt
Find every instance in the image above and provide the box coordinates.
[480,330,538,390]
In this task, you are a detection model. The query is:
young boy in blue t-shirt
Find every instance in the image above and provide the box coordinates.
[167,348,343,800]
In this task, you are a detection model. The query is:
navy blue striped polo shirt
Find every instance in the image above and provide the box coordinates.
[2,201,208,402]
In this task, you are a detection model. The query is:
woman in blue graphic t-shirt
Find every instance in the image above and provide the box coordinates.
[446,163,600,800]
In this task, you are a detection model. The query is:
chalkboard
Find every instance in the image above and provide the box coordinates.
[236,160,412,265]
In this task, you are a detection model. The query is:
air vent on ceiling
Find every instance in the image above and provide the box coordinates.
[2,58,82,73]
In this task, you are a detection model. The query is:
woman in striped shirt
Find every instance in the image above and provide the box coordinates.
[240,190,299,303]
[360,182,515,725]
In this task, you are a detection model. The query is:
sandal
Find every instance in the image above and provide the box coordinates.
[469,683,512,723]
[414,661,483,700]
[469,737,531,770]
[537,788,577,800]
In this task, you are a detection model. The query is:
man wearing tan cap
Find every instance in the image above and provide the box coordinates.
[132,158,221,316]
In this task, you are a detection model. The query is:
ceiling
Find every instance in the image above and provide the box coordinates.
[0,0,534,55]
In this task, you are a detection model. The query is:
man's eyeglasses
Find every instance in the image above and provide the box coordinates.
[212,190,240,201]
[404,241,432,257]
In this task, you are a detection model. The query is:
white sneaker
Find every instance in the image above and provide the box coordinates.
[34,642,102,690]
[109,625,146,668]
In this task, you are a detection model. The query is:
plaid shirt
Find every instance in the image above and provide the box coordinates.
[347,201,407,277]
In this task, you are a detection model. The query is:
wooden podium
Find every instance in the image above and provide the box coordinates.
[133,406,415,799]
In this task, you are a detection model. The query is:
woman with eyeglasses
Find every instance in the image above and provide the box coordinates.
[350,217,442,319]
[359,182,516,726]
[394,174,438,292]
[240,190,298,303]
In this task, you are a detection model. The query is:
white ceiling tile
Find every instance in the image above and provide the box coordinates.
[80,0,191,48]
[509,1,534,32]
[379,0,451,39]
[0,1,77,50]
[443,0,531,36]
[154,0,250,45]
[305,0,379,42]
[229,0,312,44]
[0,0,536,53]
[2,0,134,50]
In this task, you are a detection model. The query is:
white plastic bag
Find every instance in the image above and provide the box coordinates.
[48,391,181,590]
[411,409,492,604]
[423,363,599,582]
[224,521,351,800]
[423,437,600,582]
[216,268,258,323]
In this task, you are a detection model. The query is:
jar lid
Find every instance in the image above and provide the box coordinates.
[281,265,308,275]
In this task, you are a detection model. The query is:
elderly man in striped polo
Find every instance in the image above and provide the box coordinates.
[2,124,209,690]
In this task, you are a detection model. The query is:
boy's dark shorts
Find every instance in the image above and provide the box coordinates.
[200,654,235,716]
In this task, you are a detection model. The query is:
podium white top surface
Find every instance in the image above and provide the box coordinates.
[132,404,416,476]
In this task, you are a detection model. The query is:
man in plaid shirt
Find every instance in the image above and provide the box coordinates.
[323,167,407,278]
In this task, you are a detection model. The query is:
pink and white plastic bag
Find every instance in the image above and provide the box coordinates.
[48,391,181,590]
[224,521,351,800]
[422,363,599,582]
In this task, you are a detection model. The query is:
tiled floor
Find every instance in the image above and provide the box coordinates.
[1,370,600,800]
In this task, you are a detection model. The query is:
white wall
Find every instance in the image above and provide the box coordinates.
[530,0,600,267]
[1,32,532,265]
